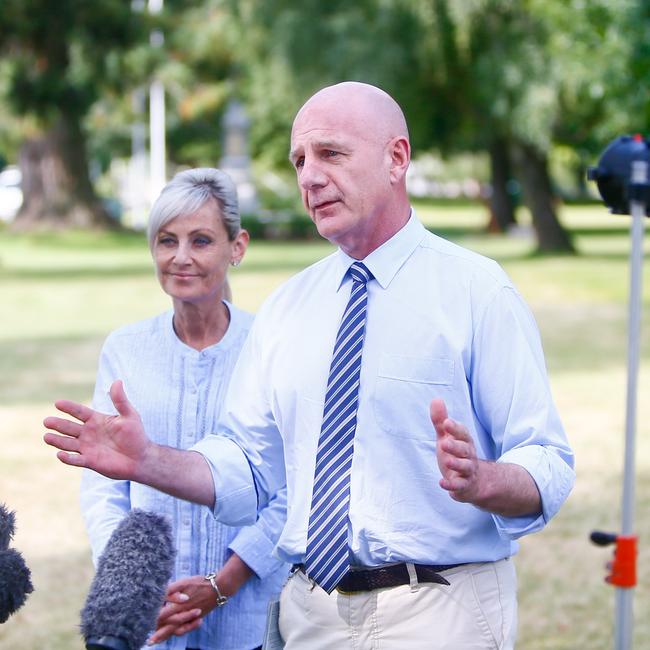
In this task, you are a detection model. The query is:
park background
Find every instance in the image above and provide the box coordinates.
[1,1,650,648]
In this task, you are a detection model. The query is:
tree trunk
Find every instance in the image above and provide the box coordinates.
[514,141,574,253]
[486,136,517,233]
[12,116,117,230]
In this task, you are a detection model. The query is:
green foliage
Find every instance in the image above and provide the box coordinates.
[161,1,240,165]
[0,0,147,124]
[3,0,650,223]
[231,0,429,161]
[241,212,318,240]
[621,1,650,131]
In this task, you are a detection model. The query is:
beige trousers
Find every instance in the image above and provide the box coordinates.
[279,559,517,650]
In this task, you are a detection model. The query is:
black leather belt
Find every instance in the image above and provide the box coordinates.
[293,562,463,594]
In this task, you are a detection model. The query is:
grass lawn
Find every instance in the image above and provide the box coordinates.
[1,201,649,648]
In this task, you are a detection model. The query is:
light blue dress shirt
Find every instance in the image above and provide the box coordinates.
[194,214,575,569]
[80,303,289,650]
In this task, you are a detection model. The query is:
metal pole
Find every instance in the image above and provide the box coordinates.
[129,87,148,229]
[615,159,647,650]
[149,79,166,201]
[148,0,165,203]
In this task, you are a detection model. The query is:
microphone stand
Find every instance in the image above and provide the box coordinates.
[588,139,647,650]
[614,158,645,650]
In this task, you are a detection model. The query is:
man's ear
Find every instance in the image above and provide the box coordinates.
[388,136,411,184]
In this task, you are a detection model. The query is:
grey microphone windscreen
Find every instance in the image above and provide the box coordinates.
[0,504,15,551]
[80,509,175,650]
[0,503,34,624]
[0,548,34,624]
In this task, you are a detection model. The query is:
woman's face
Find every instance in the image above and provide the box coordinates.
[152,201,247,306]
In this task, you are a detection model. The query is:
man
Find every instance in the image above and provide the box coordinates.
[44,82,574,649]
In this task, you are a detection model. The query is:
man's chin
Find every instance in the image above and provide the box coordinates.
[314,218,341,243]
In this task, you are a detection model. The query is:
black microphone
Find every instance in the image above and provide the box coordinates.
[81,509,175,650]
[0,503,34,624]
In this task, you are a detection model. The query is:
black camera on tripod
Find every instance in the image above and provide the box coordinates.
[588,134,650,215]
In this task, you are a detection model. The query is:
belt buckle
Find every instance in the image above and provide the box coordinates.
[335,575,361,595]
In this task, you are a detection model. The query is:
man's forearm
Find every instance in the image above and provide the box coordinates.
[471,461,541,517]
[136,445,215,507]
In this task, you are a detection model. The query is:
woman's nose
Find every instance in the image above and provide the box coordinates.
[173,241,192,264]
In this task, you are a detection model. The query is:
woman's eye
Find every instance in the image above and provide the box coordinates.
[194,237,212,246]
[158,237,175,246]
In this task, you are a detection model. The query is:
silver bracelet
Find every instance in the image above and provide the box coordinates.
[204,572,228,607]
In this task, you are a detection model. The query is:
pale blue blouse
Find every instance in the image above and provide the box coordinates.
[80,303,288,650]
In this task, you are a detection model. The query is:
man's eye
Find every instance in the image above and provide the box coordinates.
[294,157,304,169]
[326,150,339,158]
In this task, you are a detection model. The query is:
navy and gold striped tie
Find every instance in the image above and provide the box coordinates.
[304,261,373,593]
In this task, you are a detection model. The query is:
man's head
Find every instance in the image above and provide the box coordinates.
[289,82,411,259]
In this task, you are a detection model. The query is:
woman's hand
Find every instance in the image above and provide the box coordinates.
[149,554,255,644]
[148,576,210,644]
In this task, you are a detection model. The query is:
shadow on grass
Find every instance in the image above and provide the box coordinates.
[0,265,155,280]
[498,249,640,265]
[1,225,640,280]
[0,248,335,281]
[8,228,148,249]
[421,226,639,263]
[0,258,327,281]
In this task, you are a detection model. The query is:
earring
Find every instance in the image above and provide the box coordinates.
[231,260,240,267]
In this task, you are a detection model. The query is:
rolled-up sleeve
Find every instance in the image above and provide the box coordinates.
[192,434,259,527]
[492,444,576,538]
[471,284,576,539]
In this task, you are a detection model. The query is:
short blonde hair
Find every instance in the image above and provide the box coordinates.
[147,168,241,250]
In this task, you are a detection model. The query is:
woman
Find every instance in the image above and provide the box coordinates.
[80,168,288,650]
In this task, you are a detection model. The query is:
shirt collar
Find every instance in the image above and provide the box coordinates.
[333,209,426,291]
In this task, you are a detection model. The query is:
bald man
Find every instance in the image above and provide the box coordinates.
[45,82,574,649]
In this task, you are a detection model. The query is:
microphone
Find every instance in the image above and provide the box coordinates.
[0,503,34,624]
[81,509,175,650]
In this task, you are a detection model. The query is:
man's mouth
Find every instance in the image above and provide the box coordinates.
[311,199,338,211]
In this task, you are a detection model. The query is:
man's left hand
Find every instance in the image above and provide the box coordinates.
[430,398,482,504]
[430,398,542,516]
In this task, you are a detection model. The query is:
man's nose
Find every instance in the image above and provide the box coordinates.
[298,158,328,190]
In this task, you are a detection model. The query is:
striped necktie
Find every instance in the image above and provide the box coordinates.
[304,261,373,593]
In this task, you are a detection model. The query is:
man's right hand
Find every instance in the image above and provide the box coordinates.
[43,379,151,481]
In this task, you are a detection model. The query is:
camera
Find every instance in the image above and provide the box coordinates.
[587,134,650,215]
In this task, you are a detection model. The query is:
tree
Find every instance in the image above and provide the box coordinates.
[230,0,578,251]
[433,0,575,251]
[230,0,428,161]
[0,1,147,228]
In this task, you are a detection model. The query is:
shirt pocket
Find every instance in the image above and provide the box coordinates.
[372,353,454,439]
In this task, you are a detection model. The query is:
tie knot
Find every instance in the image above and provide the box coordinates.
[349,262,373,285]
